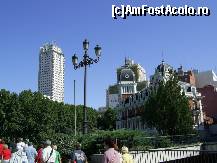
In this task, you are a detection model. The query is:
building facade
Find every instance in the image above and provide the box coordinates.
[116,61,204,131]
[117,67,137,101]
[198,85,217,118]
[194,70,217,88]
[193,70,217,125]
[38,43,65,102]
[106,92,119,109]
[106,58,147,109]
[177,66,196,86]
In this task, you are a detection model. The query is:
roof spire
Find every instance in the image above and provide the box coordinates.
[161,50,165,63]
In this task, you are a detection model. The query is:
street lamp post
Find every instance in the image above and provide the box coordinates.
[74,80,76,136]
[72,39,102,134]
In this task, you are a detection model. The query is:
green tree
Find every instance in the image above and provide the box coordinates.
[0,89,99,142]
[97,108,117,130]
[142,74,194,135]
[0,89,23,137]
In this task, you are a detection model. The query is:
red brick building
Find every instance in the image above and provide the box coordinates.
[198,85,217,118]
[177,66,196,86]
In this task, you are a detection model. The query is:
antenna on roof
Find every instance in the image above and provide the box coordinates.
[125,56,127,65]
[161,50,165,63]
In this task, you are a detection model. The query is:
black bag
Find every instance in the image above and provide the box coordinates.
[45,149,54,163]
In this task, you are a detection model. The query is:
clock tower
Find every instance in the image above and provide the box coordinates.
[106,58,147,109]
[118,67,137,101]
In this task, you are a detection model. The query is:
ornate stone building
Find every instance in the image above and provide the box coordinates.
[116,61,204,131]
[106,58,148,109]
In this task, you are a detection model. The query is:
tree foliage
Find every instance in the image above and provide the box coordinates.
[97,108,117,130]
[0,89,98,142]
[142,74,194,135]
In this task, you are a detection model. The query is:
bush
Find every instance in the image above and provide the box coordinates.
[154,136,173,148]
[74,129,173,156]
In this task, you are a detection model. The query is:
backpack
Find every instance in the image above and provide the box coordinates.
[74,150,86,163]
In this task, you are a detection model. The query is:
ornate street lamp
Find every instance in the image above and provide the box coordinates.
[72,39,102,134]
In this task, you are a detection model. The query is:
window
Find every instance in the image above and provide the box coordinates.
[192,87,196,94]
[187,87,191,92]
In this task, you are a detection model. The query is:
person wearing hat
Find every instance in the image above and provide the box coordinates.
[42,140,56,163]
[121,146,133,163]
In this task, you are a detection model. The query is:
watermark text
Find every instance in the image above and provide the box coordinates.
[112,5,211,19]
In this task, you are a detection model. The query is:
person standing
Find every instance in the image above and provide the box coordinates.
[70,143,87,163]
[42,140,56,163]
[52,145,61,163]
[121,146,133,163]
[35,142,44,163]
[0,139,4,163]
[24,139,30,149]
[10,148,28,163]
[2,144,11,163]
[8,138,17,154]
[103,138,121,163]
[25,142,37,163]
[114,144,122,163]
[16,138,25,151]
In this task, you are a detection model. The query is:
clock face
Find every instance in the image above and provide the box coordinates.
[120,69,134,82]
[125,73,129,79]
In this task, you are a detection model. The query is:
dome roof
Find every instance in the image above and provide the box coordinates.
[156,60,173,73]
[120,68,135,82]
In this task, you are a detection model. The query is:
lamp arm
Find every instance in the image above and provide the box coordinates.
[86,56,99,65]
[74,60,84,70]
[73,52,100,69]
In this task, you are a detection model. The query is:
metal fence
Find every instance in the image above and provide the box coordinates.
[131,149,217,163]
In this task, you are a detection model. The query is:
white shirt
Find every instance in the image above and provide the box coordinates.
[42,146,56,163]
[10,150,28,163]
[17,142,26,151]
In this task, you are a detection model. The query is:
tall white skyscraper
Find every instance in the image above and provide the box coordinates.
[38,43,65,102]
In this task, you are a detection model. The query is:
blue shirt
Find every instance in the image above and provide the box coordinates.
[71,150,87,163]
[25,145,37,163]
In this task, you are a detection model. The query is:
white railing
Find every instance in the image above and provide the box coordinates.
[131,146,201,163]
